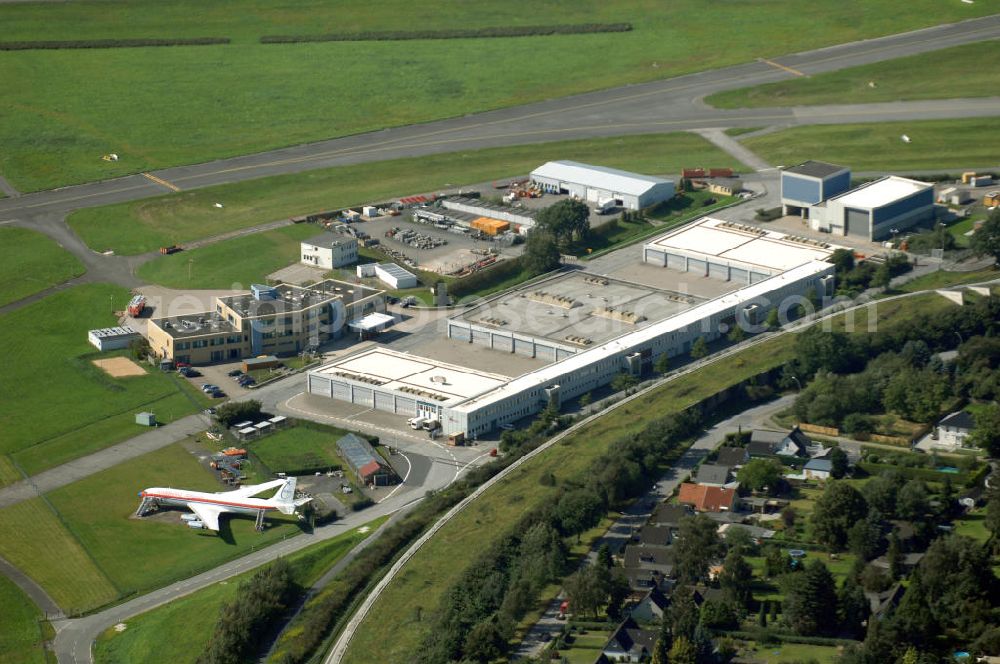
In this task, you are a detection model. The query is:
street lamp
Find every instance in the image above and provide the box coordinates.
[791,375,802,392]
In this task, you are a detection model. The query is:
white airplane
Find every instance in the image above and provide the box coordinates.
[137,477,311,531]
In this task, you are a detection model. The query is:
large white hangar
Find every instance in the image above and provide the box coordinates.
[810,176,935,241]
[530,160,675,210]
[643,216,840,285]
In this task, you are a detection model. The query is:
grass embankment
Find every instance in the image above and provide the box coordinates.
[891,266,997,294]
[0,575,48,664]
[0,283,208,480]
[707,41,1000,109]
[742,118,1000,172]
[249,424,347,475]
[341,293,942,663]
[0,227,85,307]
[0,0,989,191]
[92,517,387,664]
[0,443,307,615]
[70,133,740,255]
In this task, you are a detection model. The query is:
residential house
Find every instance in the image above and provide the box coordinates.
[629,588,669,623]
[933,411,976,450]
[716,446,750,468]
[623,568,670,593]
[694,463,731,487]
[865,584,905,620]
[717,523,775,542]
[872,552,925,575]
[677,483,738,513]
[602,618,658,663]
[624,544,673,577]
[635,524,672,547]
[691,585,726,606]
[742,495,789,515]
[802,458,833,481]
[748,426,810,458]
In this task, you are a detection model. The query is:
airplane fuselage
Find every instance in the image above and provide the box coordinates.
[141,488,278,515]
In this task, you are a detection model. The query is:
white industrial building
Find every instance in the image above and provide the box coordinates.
[530,160,675,211]
[301,234,358,270]
[308,219,836,436]
[643,217,840,285]
[356,262,418,289]
[88,326,142,351]
[808,176,935,241]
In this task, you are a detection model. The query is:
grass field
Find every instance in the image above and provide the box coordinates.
[0,283,206,480]
[0,227,85,307]
[892,265,997,294]
[136,224,317,289]
[735,641,842,664]
[0,575,48,664]
[707,41,1000,110]
[340,294,944,663]
[742,118,1000,172]
[92,517,386,664]
[249,425,347,475]
[0,0,989,191]
[69,133,742,255]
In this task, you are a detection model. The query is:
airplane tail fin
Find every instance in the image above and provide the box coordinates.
[272,477,308,515]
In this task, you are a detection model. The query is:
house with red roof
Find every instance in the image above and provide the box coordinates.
[677,483,738,513]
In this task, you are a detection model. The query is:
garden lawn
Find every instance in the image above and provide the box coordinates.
[0,227,85,307]
[735,641,842,664]
[136,224,318,289]
[0,283,205,480]
[92,516,387,664]
[0,497,118,615]
[46,443,305,601]
[0,575,47,664]
[341,294,940,664]
[69,133,741,255]
[561,630,615,664]
[954,510,990,544]
[0,0,989,191]
[743,118,1000,173]
[249,424,348,475]
[707,41,1000,109]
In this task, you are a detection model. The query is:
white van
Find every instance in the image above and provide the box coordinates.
[408,416,426,430]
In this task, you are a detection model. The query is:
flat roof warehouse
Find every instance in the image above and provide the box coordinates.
[531,160,673,196]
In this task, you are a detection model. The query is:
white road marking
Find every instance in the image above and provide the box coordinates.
[377,451,411,504]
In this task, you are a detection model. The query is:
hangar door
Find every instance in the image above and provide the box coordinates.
[374,391,394,412]
[708,262,728,280]
[514,338,535,356]
[556,348,574,361]
[472,328,491,346]
[845,208,871,239]
[667,253,686,271]
[644,248,666,266]
[586,188,601,202]
[395,396,417,416]
[687,259,707,276]
[536,345,557,361]
[750,272,769,284]
[308,375,331,397]
[493,334,513,352]
[730,267,749,284]
[450,325,471,342]
[331,381,350,400]
[352,386,374,407]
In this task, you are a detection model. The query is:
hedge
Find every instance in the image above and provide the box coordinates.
[260,23,632,44]
[720,629,858,647]
[0,37,230,50]
[857,461,971,485]
[449,256,527,298]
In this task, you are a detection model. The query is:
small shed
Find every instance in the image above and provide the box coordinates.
[135,412,157,427]
[88,326,142,351]
[267,415,288,429]
[242,355,280,373]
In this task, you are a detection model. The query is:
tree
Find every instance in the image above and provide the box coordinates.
[887,530,903,581]
[782,560,839,636]
[985,487,1000,544]
[668,635,698,664]
[463,615,509,663]
[522,230,561,275]
[597,543,613,569]
[895,480,929,522]
[829,248,855,274]
[610,371,639,394]
[758,602,768,627]
[578,392,593,408]
[555,489,604,539]
[862,474,900,517]
[764,544,789,578]
[829,446,849,479]
[213,399,262,427]
[719,549,754,609]
[838,577,870,639]
[535,198,590,245]
[765,307,781,330]
[668,586,700,640]
[872,262,892,290]
[970,207,1000,265]
[969,403,1000,457]
[700,598,739,629]
[564,566,606,619]
[690,336,708,360]
[737,458,783,494]
[654,353,671,374]
[848,509,885,562]
[674,515,722,583]
[651,617,672,664]
[812,482,868,550]
[727,324,745,343]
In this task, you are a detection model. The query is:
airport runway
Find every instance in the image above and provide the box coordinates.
[1,14,999,223]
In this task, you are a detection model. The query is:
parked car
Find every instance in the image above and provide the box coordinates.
[200,384,220,393]
[238,377,255,387]
[208,389,226,398]
[175,361,191,368]
[227,369,243,377]
[178,367,201,378]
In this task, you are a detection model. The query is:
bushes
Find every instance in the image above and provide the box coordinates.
[0,37,229,50]
[214,400,262,427]
[261,24,632,44]
[449,257,526,298]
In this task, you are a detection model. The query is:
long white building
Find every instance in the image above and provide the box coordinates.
[530,161,675,210]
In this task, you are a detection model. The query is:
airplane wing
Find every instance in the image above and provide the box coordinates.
[188,503,224,531]
[222,479,285,499]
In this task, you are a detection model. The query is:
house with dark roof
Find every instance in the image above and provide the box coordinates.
[629,588,669,622]
[635,524,672,547]
[716,446,749,468]
[933,410,977,451]
[802,458,833,481]
[865,583,905,620]
[650,503,691,529]
[678,483,738,513]
[336,433,397,486]
[694,463,731,487]
[624,544,673,576]
[602,618,658,663]
[623,568,670,593]
[748,427,810,458]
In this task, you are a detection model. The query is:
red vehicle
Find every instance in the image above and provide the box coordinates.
[127,294,146,317]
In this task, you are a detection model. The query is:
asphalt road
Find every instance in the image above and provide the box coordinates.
[1,14,998,224]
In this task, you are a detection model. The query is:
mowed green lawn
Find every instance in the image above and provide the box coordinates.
[0,283,205,480]
[136,224,317,289]
[341,294,942,663]
[92,516,386,664]
[0,227,85,307]
[706,41,1000,109]
[249,425,347,475]
[70,133,742,255]
[0,576,47,664]
[742,118,1000,172]
[0,0,991,191]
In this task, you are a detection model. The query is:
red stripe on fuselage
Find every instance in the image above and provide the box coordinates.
[142,491,277,511]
